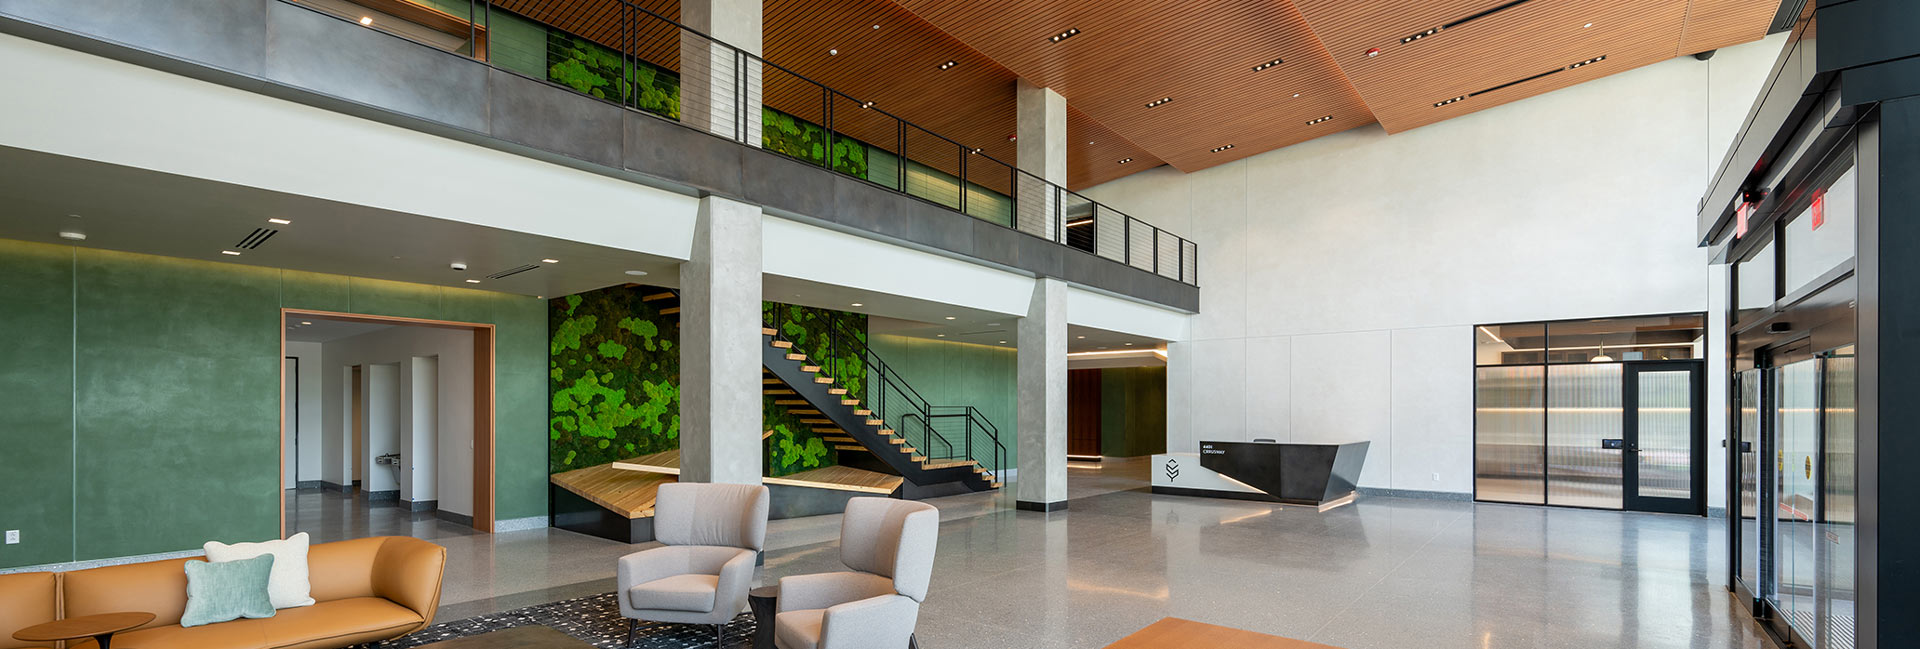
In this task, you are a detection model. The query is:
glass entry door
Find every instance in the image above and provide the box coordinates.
[1622,362,1705,513]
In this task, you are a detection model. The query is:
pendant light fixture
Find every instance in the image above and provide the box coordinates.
[1590,340,1614,363]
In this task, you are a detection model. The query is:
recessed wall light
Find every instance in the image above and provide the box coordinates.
[221,250,242,256]
[1145,97,1172,108]
[624,270,649,276]
[359,16,373,26]
[58,231,86,241]
[1306,115,1334,125]
[1210,144,1235,153]
[465,279,481,284]
[541,258,560,264]
[267,218,292,225]
[1251,57,1284,72]
[1048,28,1080,43]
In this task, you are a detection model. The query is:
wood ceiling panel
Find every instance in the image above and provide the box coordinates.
[1676,0,1781,55]
[886,0,1374,178]
[1294,0,1681,133]
[1067,106,1162,190]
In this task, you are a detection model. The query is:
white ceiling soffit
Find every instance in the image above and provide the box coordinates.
[0,146,680,298]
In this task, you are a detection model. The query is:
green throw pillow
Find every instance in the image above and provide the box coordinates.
[181,553,277,627]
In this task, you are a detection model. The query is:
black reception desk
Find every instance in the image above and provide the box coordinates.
[1191,440,1370,506]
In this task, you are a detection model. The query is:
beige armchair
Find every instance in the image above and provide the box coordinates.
[773,497,939,649]
[617,482,770,647]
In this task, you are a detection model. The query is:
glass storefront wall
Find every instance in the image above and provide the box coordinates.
[1473,314,1706,511]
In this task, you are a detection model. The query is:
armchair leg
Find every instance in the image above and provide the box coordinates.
[716,622,726,647]
[626,618,636,648]
[909,632,920,649]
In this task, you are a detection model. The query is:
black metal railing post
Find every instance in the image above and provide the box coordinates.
[1152,221,1160,275]
[959,146,968,215]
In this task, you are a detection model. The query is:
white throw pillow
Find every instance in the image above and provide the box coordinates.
[203,532,316,609]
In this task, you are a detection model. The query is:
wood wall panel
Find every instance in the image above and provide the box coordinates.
[1068,368,1102,457]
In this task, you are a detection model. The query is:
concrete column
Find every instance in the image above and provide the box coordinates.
[680,0,762,146]
[1016,277,1068,510]
[1014,79,1067,240]
[679,195,763,484]
[1164,340,1195,454]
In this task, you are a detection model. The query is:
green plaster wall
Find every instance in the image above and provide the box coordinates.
[1099,367,1167,458]
[865,334,1017,470]
[0,239,546,570]
[546,287,861,478]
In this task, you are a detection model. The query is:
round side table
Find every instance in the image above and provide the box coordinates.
[12,611,154,649]
[747,585,779,649]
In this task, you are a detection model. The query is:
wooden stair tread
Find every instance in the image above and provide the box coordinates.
[772,341,793,349]
[853,409,872,416]
[765,389,797,395]
[888,438,906,445]
[642,292,675,302]
[660,307,680,315]
[833,444,868,452]
[828,388,849,395]
[762,327,777,335]
[841,399,860,406]
[814,377,835,384]
[822,436,857,443]
[812,427,842,434]
[786,353,808,361]
[764,465,903,494]
[800,365,822,373]
[800,418,833,424]
[763,378,784,385]
[775,399,809,406]
[923,459,978,470]
[865,419,884,426]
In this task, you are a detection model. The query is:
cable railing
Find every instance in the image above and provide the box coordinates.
[286,0,1199,286]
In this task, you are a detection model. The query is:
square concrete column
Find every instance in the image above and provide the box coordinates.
[1164,341,1196,454]
[679,195,763,484]
[1016,277,1069,510]
[1014,79,1067,241]
[680,0,762,146]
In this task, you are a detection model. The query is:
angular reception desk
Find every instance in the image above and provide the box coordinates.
[1150,441,1369,507]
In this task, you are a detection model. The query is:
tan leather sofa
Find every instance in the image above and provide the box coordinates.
[0,536,446,649]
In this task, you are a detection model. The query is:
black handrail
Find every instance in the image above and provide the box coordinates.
[290,0,1200,287]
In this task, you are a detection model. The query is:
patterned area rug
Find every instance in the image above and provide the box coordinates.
[374,592,757,649]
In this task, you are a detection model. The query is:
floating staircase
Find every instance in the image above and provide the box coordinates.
[760,318,1004,494]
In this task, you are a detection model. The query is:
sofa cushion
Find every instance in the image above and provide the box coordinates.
[181,554,277,627]
[0,572,58,649]
[64,557,193,628]
[205,532,317,609]
[263,596,423,648]
[628,573,719,612]
[773,609,825,649]
[66,597,421,649]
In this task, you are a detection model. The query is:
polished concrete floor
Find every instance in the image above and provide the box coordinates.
[287,457,1772,649]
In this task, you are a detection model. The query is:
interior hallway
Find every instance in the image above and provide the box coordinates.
[294,457,1767,649]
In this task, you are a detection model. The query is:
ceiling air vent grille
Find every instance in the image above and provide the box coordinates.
[1400,0,1537,45]
[486,264,542,280]
[1435,55,1607,108]
[236,228,279,249]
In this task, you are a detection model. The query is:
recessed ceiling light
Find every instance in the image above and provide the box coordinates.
[624,270,649,276]
[829,49,838,56]
[1077,335,1086,339]
[541,258,559,264]
[862,101,874,109]
[938,60,957,70]
[1117,158,1133,164]
[851,303,864,307]
[1251,57,1284,72]
[1293,93,1301,98]
[301,321,313,326]
[1125,342,1135,346]
[1584,22,1594,28]
[999,340,1008,344]
[465,279,481,284]
[1048,27,1080,43]
[1210,144,1235,153]
[945,316,956,320]
[872,24,880,29]
[1400,27,1440,44]
[1145,97,1172,109]
[267,218,292,225]
[58,231,86,241]
[1307,115,1334,125]
[937,334,946,338]
[1567,55,1607,69]
[359,16,373,25]
[1433,96,1466,107]
[221,250,242,256]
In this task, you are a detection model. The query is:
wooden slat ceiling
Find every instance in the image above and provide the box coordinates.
[484,0,1778,190]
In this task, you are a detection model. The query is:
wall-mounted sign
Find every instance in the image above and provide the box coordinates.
[1735,201,1753,238]
[1811,190,1826,230]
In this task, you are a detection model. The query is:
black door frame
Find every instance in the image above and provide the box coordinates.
[1621,360,1708,514]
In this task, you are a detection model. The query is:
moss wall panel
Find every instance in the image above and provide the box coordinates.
[73,248,284,560]
[1099,367,1167,458]
[0,240,77,568]
[548,288,682,472]
[866,334,1017,469]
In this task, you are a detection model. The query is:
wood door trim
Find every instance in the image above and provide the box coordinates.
[279,308,499,535]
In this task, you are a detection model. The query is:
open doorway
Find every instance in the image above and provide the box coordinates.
[1065,330,1169,499]
[280,309,496,538]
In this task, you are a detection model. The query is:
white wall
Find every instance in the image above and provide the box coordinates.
[320,326,476,515]
[363,363,402,494]
[284,341,325,488]
[1084,41,1786,500]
